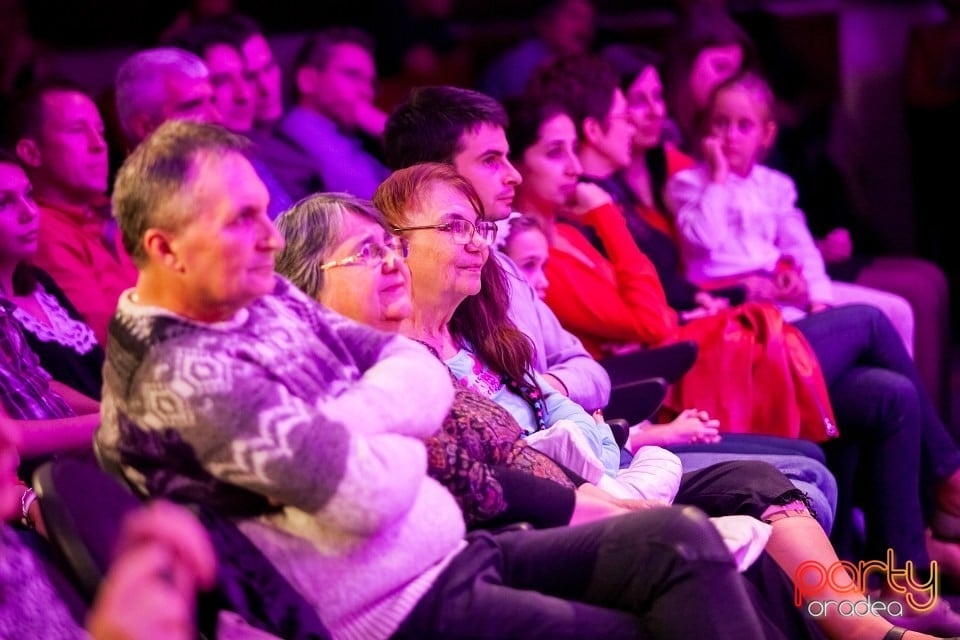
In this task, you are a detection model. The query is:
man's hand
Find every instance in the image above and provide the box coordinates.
[569,483,669,525]
[354,101,388,138]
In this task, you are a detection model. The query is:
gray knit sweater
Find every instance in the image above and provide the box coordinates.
[96,276,465,640]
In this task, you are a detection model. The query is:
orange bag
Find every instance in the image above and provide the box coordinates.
[662,302,839,442]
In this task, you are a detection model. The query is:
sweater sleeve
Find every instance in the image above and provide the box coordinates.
[323,333,456,439]
[545,204,679,347]
[128,342,451,537]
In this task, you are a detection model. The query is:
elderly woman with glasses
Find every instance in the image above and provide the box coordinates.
[274,191,646,531]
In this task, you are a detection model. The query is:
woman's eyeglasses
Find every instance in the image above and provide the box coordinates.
[391,219,498,245]
[319,236,409,271]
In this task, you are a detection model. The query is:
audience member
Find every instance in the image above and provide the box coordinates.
[160,17,295,218]
[0,274,100,482]
[4,81,137,346]
[601,43,742,310]
[95,118,810,640]
[375,163,685,503]
[384,85,611,410]
[233,15,284,130]
[0,151,103,400]
[480,0,596,101]
[113,47,220,151]
[666,70,916,349]
[662,11,953,418]
[278,27,390,198]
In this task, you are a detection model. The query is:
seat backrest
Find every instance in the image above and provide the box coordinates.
[35,457,332,639]
[32,457,142,601]
[605,376,669,427]
[601,340,698,388]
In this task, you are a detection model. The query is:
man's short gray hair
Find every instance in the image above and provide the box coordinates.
[274,193,388,299]
[114,47,209,143]
[112,120,250,266]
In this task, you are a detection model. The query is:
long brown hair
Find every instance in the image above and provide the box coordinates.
[373,163,535,385]
[0,150,39,296]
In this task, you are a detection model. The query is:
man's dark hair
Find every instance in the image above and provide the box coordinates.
[161,13,264,57]
[0,78,89,149]
[383,86,508,170]
[293,27,374,73]
[526,52,620,138]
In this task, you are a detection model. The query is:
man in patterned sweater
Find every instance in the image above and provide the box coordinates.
[93,119,816,640]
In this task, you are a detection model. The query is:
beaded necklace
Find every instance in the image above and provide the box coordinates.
[501,374,548,433]
[415,336,550,433]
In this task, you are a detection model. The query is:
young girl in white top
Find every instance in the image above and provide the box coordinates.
[665,70,916,354]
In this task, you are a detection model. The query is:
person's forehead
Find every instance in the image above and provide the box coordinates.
[205,43,245,72]
[187,151,265,203]
[629,66,661,93]
[425,183,476,216]
[338,211,384,245]
[242,33,274,65]
[457,123,509,158]
[702,44,743,64]
[41,90,100,125]
[327,42,374,69]
[0,162,29,186]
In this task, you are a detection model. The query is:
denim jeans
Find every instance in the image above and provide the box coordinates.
[792,304,959,564]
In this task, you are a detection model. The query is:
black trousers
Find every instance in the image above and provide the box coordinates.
[392,505,823,640]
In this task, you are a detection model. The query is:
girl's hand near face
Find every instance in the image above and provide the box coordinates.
[702,135,729,184]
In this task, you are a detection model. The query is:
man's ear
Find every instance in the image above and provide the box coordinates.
[582,116,604,148]
[142,228,182,272]
[15,138,41,168]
